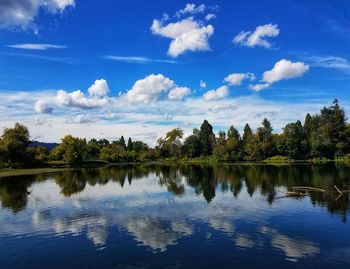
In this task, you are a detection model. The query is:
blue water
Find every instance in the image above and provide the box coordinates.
[0,164,349,268]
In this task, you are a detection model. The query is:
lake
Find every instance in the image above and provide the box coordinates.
[0,163,350,269]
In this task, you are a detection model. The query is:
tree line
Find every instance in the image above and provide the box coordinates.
[0,99,350,167]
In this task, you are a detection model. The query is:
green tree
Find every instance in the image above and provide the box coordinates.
[199,120,215,156]
[0,123,30,163]
[281,120,308,159]
[127,137,133,151]
[158,128,184,159]
[52,135,87,164]
[183,134,201,158]
[119,136,127,149]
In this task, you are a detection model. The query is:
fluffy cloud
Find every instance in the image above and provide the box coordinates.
[56,79,110,109]
[248,59,309,91]
[87,79,110,97]
[56,89,110,109]
[224,72,256,86]
[263,59,309,83]
[176,3,206,17]
[205,13,216,21]
[125,74,175,104]
[168,87,191,101]
[0,0,75,30]
[151,17,214,57]
[200,80,207,88]
[8,43,67,50]
[34,100,54,114]
[248,83,270,92]
[233,24,279,48]
[203,86,229,101]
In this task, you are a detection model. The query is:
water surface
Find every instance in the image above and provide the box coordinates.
[0,164,350,268]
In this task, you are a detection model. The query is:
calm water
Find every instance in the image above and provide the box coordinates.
[0,164,350,269]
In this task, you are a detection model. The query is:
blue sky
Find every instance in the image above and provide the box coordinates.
[0,0,349,143]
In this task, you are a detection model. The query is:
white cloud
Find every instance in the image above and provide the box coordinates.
[8,43,67,50]
[34,100,54,114]
[200,80,207,88]
[205,13,216,21]
[305,55,350,73]
[87,79,110,97]
[125,74,175,104]
[263,59,309,83]
[176,3,206,17]
[67,114,94,124]
[104,55,176,64]
[209,104,237,113]
[168,86,191,101]
[150,17,214,57]
[56,89,110,109]
[0,0,75,31]
[203,85,229,101]
[248,83,271,92]
[224,72,256,86]
[233,24,280,48]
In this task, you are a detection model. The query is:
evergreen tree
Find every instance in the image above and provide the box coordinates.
[127,137,133,151]
[242,124,253,144]
[119,136,126,149]
[199,120,215,156]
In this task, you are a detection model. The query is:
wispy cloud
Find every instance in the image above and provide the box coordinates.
[104,55,177,64]
[8,43,67,50]
[304,55,350,73]
[3,52,76,64]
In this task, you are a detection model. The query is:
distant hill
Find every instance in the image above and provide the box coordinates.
[30,141,58,150]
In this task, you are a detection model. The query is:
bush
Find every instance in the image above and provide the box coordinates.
[263,156,292,164]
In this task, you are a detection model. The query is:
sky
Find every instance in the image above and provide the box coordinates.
[0,0,349,144]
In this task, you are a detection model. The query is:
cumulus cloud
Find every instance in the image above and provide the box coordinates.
[0,0,75,31]
[150,17,214,57]
[175,3,206,17]
[203,85,229,101]
[56,89,110,109]
[8,43,67,50]
[125,74,174,104]
[87,79,110,97]
[233,24,280,48]
[34,100,54,114]
[248,83,271,92]
[263,59,309,83]
[224,72,256,86]
[200,80,207,88]
[168,86,191,101]
[205,13,216,21]
[248,59,309,91]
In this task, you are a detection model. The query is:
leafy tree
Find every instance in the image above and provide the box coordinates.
[52,135,87,164]
[183,134,202,158]
[0,123,30,163]
[281,120,308,159]
[158,128,184,159]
